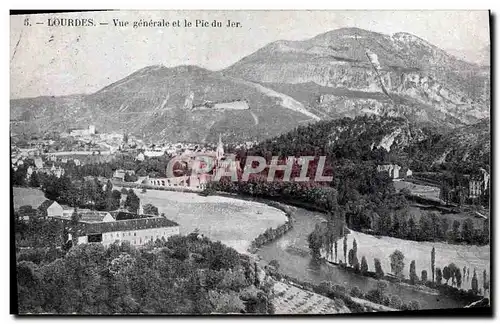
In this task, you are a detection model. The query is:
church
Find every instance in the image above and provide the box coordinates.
[145,134,241,190]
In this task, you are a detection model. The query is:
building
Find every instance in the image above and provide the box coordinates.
[377,164,402,179]
[34,157,44,169]
[37,164,65,178]
[113,169,135,181]
[70,125,96,137]
[38,200,64,218]
[469,180,483,199]
[467,169,490,199]
[79,211,114,223]
[69,216,180,246]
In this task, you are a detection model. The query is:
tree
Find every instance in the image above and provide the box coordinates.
[461,219,474,244]
[268,260,280,271]
[125,189,140,214]
[360,256,368,275]
[456,269,462,288]
[483,270,489,293]
[343,236,348,264]
[407,300,421,310]
[421,270,428,282]
[471,269,479,294]
[443,266,451,285]
[348,249,355,267]
[374,258,384,279]
[418,213,433,241]
[351,253,359,272]
[29,172,40,188]
[436,267,443,284]
[390,250,405,278]
[389,295,402,309]
[352,238,358,255]
[334,241,338,263]
[70,208,79,225]
[105,180,113,196]
[448,263,459,286]
[431,247,435,282]
[350,286,363,298]
[409,260,418,284]
[440,218,450,239]
[143,203,159,216]
[451,220,461,242]
[407,216,417,240]
[307,224,323,259]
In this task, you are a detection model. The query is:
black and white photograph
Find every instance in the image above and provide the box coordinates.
[9,10,491,315]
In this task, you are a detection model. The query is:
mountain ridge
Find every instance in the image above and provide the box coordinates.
[10,27,490,144]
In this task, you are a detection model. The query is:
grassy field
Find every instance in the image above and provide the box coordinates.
[334,230,490,293]
[12,187,46,210]
[272,281,351,314]
[408,206,485,229]
[394,180,441,200]
[130,188,288,254]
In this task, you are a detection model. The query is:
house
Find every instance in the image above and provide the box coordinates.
[113,169,135,181]
[113,170,127,181]
[34,157,44,169]
[377,164,401,179]
[38,200,64,218]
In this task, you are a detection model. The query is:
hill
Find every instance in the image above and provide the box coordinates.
[409,118,490,171]
[246,115,490,172]
[224,28,490,128]
[10,65,318,143]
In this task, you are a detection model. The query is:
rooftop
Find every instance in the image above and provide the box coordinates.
[62,216,179,236]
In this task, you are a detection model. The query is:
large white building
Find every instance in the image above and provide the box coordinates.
[71,215,180,246]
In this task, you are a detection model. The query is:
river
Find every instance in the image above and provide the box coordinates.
[255,205,471,310]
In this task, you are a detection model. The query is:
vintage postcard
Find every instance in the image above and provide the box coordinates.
[10,10,491,315]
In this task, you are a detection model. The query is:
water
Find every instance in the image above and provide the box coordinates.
[256,206,470,309]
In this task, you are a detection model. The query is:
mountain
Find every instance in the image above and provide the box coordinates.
[409,118,490,169]
[224,27,490,128]
[11,65,319,143]
[11,28,491,143]
[248,115,426,161]
[247,114,490,173]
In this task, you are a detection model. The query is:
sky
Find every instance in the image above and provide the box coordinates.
[10,10,490,99]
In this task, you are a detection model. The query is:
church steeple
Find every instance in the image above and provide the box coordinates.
[216,133,224,161]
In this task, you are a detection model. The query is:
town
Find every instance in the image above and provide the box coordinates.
[11,12,491,316]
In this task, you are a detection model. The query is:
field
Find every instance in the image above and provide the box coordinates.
[408,206,485,229]
[394,180,441,200]
[131,189,288,254]
[272,281,350,314]
[12,187,46,210]
[334,230,490,292]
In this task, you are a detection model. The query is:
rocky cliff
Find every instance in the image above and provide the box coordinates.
[224,28,490,128]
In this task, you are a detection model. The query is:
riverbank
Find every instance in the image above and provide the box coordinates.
[330,229,490,293]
